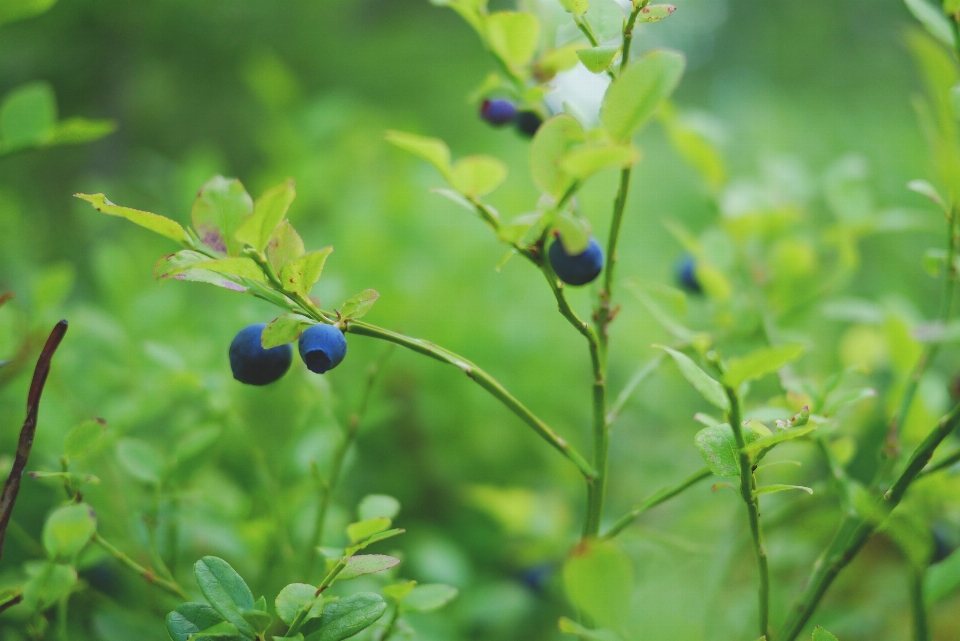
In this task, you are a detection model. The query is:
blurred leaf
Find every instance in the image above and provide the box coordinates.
[660,103,726,191]
[403,584,458,612]
[115,438,164,485]
[339,289,380,320]
[432,187,476,213]
[485,11,540,70]
[192,176,254,255]
[279,247,334,296]
[347,517,391,544]
[926,547,960,603]
[695,422,763,476]
[275,584,323,626]
[655,345,730,411]
[530,115,585,199]
[267,220,306,273]
[884,511,933,569]
[168,257,265,283]
[382,581,416,603]
[904,0,957,48]
[637,4,676,22]
[358,494,401,521]
[822,387,877,415]
[0,0,57,26]
[385,130,451,175]
[811,626,839,641]
[561,143,640,179]
[236,179,296,252]
[22,562,76,611]
[601,49,686,141]
[947,0,960,13]
[755,484,813,496]
[556,0,589,15]
[338,554,401,581]
[558,617,622,641]
[696,262,733,301]
[64,418,105,459]
[537,44,583,78]
[563,540,632,629]
[76,193,188,244]
[262,314,312,349]
[174,426,222,463]
[907,179,947,210]
[194,556,257,639]
[500,212,543,244]
[586,0,623,41]
[0,81,55,151]
[449,155,508,197]
[191,622,242,640]
[577,46,620,73]
[301,593,386,641]
[742,423,816,456]
[47,117,116,145]
[555,212,591,254]
[42,503,96,560]
[722,344,804,388]
[241,609,272,635]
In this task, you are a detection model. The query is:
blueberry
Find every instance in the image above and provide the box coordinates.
[480,99,517,126]
[298,324,347,374]
[548,237,603,286]
[515,110,544,137]
[229,323,293,386]
[932,526,956,564]
[676,254,702,294]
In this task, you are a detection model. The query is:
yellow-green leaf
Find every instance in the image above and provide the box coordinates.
[485,11,541,70]
[577,45,620,74]
[385,130,451,175]
[530,115,585,199]
[561,143,640,179]
[600,49,686,141]
[236,179,296,252]
[722,343,805,388]
[267,220,305,273]
[75,193,188,243]
[449,155,508,197]
[279,247,333,296]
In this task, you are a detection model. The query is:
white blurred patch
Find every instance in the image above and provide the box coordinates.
[544,64,611,128]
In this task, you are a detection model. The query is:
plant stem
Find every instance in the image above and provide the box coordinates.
[621,1,650,73]
[726,386,771,640]
[777,401,960,641]
[344,320,597,480]
[601,466,711,539]
[93,533,190,600]
[917,447,960,479]
[911,568,930,641]
[57,593,69,641]
[379,604,401,641]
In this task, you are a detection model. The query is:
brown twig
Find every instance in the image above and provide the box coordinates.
[0,319,68,560]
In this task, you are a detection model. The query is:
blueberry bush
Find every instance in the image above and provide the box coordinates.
[3,0,960,640]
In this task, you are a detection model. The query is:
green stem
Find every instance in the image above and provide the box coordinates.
[726,387,771,640]
[57,594,69,641]
[601,466,711,539]
[344,320,597,480]
[911,568,930,641]
[93,533,190,600]
[917,446,960,479]
[620,0,650,73]
[379,604,401,641]
[777,401,960,641]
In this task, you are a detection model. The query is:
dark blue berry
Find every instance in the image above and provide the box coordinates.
[480,99,517,126]
[932,526,955,564]
[549,237,603,286]
[298,324,347,374]
[229,323,293,386]
[676,254,702,294]
[515,110,543,137]
[518,562,553,593]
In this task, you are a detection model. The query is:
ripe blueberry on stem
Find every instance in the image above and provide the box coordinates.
[676,254,702,294]
[516,110,543,137]
[480,99,517,126]
[229,323,293,385]
[549,236,604,286]
[299,324,348,374]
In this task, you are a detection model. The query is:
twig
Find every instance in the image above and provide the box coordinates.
[0,319,68,560]
[602,466,711,539]
[93,533,190,600]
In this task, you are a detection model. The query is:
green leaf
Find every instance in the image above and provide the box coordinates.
[655,345,730,411]
[236,179,296,252]
[530,114,585,199]
[382,581,416,603]
[275,583,324,626]
[926,546,960,603]
[694,423,764,477]
[347,517,391,544]
[822,387,877,415]
[166,603,228,641]
[153,250,248,293]
[500,212,544,244]
[339,289,380,320]
[742,423,817,456]
[21,562,76,611]
[194,556,256,639]
[385,130,451,175]
[0,587,22,610]
[563,540,633,629]
[115,438,164,485]
[558,617,622,641]
[266,220,306,274]
[600,49,686,141]
[358,494,401,521]
[241,609,272,634]
[577,46,620,74]
[63,418,105,459]
[556,0,589,14]
[337,554,401,581]
[174,426,222,463]
[449,155,508,197]
[561,143,640,179]
[279,247,334,296]
[904,0,957,48]
[346,528,405,554]
[302,593,387,641]
[0,81,55,151]
[262,314,313,349]
[193,621,242,640]
[47,117,116,145]
[722,344,805,388]
[191,176,255,255]
[554,212,590,254]
[432,187,476,213]
[756,484,813,496]
[485,11,540,69]
[168,257,265,283]
[907,178,947,210]
[0,0,57,26]
[811,626,839,641]
[947,0,960,13]
[75,193,188,244]
[402,584,458,612]
[637,4,675,22]
[42,503,96,560]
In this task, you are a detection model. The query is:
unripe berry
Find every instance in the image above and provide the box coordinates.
[480,99,517,126]
[229,323,293,386]
[515,110,543,137]
[676,254,702,294]
[299,324,348,374]
[548,237,603,286]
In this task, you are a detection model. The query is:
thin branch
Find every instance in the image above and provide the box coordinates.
[602,466,711,539]
[916,446,960,479]
[911,568,930,641]
[0,319,68,560]
[93,533,190,600]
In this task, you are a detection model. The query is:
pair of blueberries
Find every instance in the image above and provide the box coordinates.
[229,323,346,386]
[480,99,543,137]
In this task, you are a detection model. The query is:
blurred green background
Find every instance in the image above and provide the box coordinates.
[2,0,960,639]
